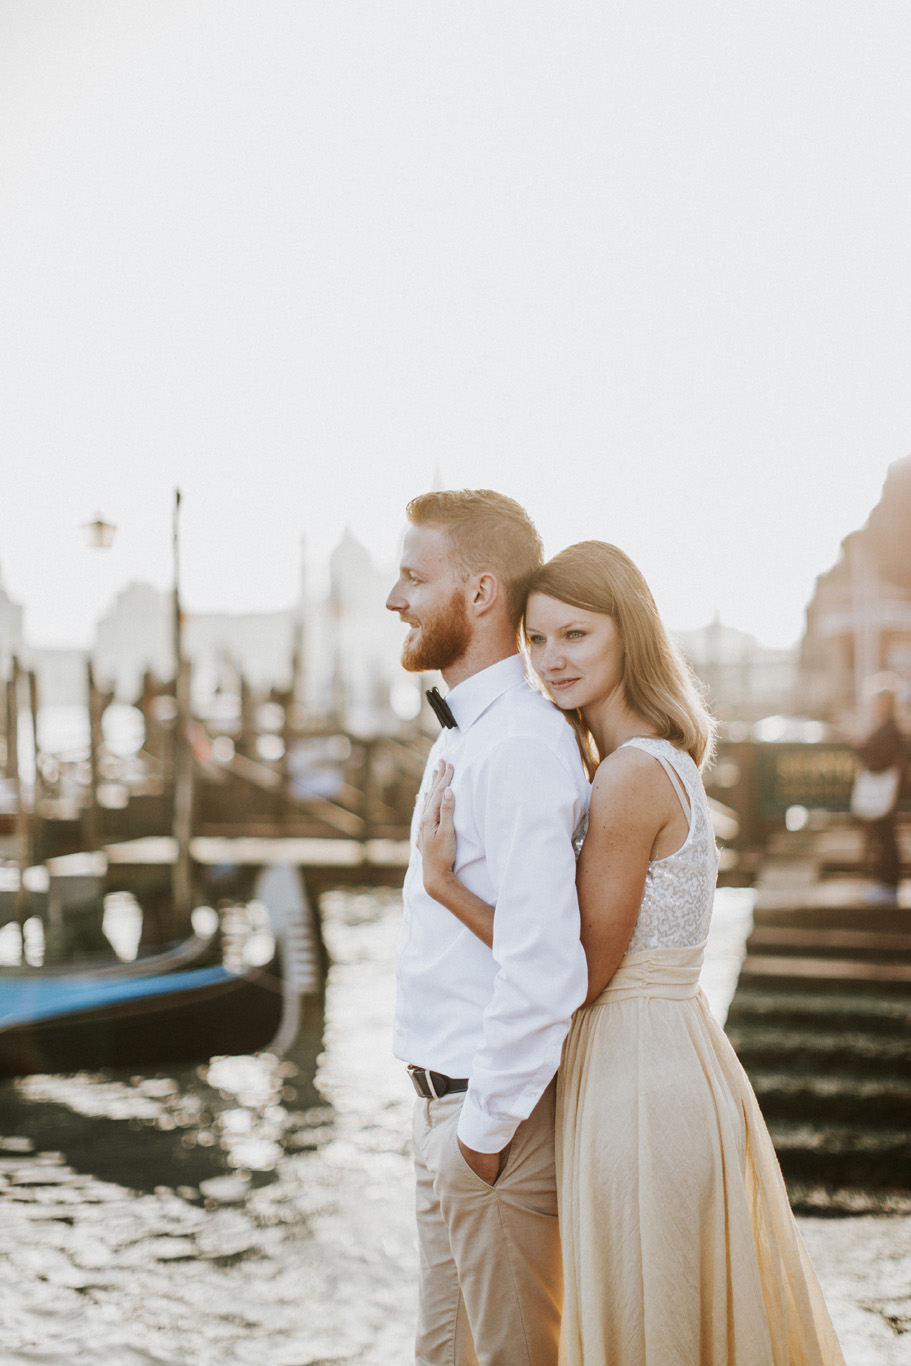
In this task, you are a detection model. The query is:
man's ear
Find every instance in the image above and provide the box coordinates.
[470,572,500,616]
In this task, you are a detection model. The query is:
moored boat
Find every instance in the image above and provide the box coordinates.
[0,865,321,1077]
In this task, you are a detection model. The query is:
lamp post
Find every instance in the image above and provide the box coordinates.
[80,497,193,940]
[81,512,118,853]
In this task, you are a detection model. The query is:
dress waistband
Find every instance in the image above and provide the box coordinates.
[588,944,706,1006]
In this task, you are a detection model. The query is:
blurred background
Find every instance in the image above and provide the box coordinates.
[1,3,911,1362]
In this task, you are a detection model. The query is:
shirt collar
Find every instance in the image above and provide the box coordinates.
[444,653,526,733]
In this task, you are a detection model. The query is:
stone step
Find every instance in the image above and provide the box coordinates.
[737,953,911,992]
[767,1119,911,1190]
[747,1069,911,1124]
[745,924,911,962]
[815,824,911,873]
[726,985,911,1034]
[726,1023,911,1077]
[784,1182,911,1216]
[753,901,910,928]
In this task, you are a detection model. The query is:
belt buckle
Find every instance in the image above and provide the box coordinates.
[408,1065,441,1100]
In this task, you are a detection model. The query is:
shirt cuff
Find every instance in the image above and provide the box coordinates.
[456,1094,525,1153]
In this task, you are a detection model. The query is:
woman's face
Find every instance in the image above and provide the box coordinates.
[524,591,625,714]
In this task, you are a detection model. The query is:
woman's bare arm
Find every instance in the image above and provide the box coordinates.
[421,749,685,994]
[576,748,681,1004]
[419,762,495,949]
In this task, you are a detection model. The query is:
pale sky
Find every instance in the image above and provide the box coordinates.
[1,1,909,651]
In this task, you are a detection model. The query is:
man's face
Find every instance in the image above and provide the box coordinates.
[386,524,472,675]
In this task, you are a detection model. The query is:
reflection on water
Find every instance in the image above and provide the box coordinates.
[0,887,415,1365]
[0,887,753,1365]
[2,1054,327,1198]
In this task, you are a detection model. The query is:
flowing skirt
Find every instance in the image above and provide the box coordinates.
[556,946,845,1365]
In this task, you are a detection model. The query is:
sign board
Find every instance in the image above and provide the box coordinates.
[752,742,910,817]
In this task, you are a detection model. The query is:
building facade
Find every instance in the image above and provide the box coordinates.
[799,462,911,726]
[674,617,798,725]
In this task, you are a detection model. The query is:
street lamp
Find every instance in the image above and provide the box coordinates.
[82,513,117,550]
[79,494,193,940]
[79,511,117,854]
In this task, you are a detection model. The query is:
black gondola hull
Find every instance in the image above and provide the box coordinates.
[0,963,285,1077]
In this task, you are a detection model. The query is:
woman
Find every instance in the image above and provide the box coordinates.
[419,541,843,1365]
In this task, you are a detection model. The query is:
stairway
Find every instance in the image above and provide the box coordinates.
[725,892,911,1213]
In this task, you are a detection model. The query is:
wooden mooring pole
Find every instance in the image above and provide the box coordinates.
[85,659,103,852]
[8,660,30,936]
[171,487,193,939]
[172,655,194,938]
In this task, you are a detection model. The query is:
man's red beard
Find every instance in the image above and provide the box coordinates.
[401,589,471,673]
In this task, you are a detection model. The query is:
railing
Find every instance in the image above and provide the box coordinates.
[707,739,909,853]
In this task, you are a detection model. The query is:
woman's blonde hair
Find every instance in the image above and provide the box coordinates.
[525,541,717,773]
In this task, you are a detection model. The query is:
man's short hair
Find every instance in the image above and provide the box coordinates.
[406,489,544,628]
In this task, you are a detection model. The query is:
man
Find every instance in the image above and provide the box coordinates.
[386,489,590,1366]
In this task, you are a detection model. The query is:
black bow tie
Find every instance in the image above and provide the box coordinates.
[426,687,457,729]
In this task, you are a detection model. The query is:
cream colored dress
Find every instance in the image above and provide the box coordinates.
[556,737,844,1365]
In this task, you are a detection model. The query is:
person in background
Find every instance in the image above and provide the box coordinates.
[856,679,906,907]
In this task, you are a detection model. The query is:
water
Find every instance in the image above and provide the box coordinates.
[0,887,415,1365]
[0,887,906,1364]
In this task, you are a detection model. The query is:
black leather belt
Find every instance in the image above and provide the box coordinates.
[407,1066,469,1100]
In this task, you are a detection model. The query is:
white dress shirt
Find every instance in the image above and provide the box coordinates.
[394,653,590,1152]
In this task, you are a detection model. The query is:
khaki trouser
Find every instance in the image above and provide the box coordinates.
[412,1079,562,1366]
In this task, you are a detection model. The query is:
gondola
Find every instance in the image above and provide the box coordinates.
[0,865,321,1076]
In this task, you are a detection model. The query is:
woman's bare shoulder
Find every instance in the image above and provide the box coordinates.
[590,743,673,812]
[592,742,671,785]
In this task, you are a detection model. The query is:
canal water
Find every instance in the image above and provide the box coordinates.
[0,887,906,1364]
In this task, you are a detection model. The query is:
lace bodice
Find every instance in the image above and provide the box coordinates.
[622,737,718,950]
[574,737,719,950]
